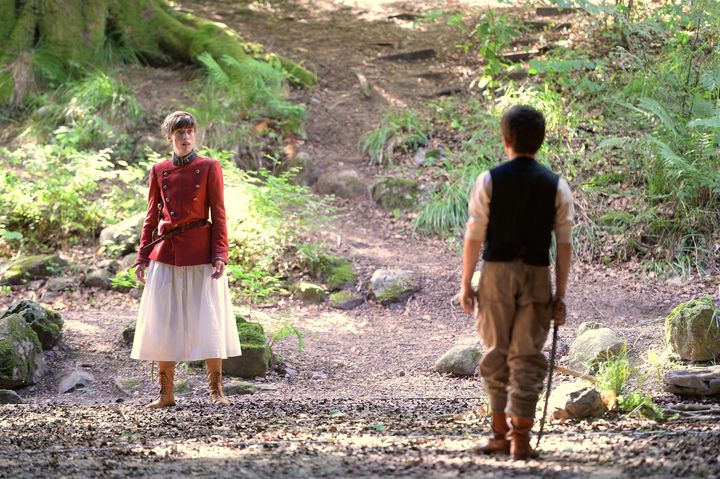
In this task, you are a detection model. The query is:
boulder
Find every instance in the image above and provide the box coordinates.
[329,290,364,310]
[0,254,68,285]
[370,269,420,305]
[294,282,327,304]
[0,389,24,404]
[122,321,136,346]
[664,296,720,362]
[433,344,482,376]
[307,254,357,291]
[567,323,626,371]
[223,317,268,378]
[58,368,95,393]
[315,169,367,199]
[1,300,63,350]
[0,314,46,389]
[548,382,606,419]
[45,277,76,292]
[99,212,146,257]
[285,151,318,187]
[84,268,113,289]
[370,177,421,211]
[664,366,720,397]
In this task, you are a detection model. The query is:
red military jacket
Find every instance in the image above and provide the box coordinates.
[136,156,228,267]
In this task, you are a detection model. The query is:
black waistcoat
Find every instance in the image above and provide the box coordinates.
[482,156,559,266]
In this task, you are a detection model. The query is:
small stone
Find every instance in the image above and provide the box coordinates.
[433,345,482,376]
[370,269,420,305]
[84,268,113,289]
[311,371,327,380]
[58,369,95,393]
[294,282,327,304]
[46,277,76,292]
[329,290,364,310]
[284,366,299,378]
[549,382,606,419]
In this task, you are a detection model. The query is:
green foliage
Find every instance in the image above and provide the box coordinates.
[227,264,284,304]
[265,316,305,355]
[190,53,306,150]
[111,267,140,291]
[361,108,430,165]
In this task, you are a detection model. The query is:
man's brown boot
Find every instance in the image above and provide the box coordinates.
[147,362,176,408]
[206,358,230,406]
[475,412,510,455]
[509,416,539,460]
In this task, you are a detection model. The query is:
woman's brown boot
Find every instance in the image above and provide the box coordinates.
[206,358,230,405]
[475,412,510,455]
[509,416,539,460]
[147,362,176,408]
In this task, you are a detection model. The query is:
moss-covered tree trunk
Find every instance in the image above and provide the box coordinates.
[0,0,316,106]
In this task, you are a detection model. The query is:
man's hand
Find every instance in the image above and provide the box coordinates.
[460,284,476,314]
[134,264,147,284]
[552,296,566,326]
[211,260,225,279]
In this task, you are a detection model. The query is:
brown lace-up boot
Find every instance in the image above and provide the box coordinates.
[206,358,230,405]
[475,412,510,455]
[509,416,539,460]
[147,361,176,408]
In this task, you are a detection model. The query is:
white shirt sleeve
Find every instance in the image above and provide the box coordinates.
[464,171,492,243]
[553,177,574,244]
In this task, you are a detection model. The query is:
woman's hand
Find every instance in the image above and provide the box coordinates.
[135,264,147,284]
[211,260,225,279]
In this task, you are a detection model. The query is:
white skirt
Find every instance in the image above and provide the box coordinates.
[131,261,242,361]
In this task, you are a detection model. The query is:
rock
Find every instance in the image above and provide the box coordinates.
[315,169,367,199]
[59,369,95,393]
[129,288,144,300]
[46,276,76,292]
[370,269,420,305]
[311,371,328,380]
[577,321,604,335]
[112,377,141,397]
[664,295,720,362]
[0,389,24,404]
[0,254,68,285]
[83,268,113,289]
[122,321,136,346]
[1,300,63,350]
[451,271,482,306]
[0,313,46,389]
[536,6,576,16]
[99,212,146,257]
[664,366,720,396]
[285,151,318,187]
[433,344,482,376]
[294,282,327,304]
[223,317,268,378]
[306,254,357,291]
[567,323,626,371]
[224,380,278,396]
[283,366,299,378]
[119,253,137,271]
[370,177,421,211]
[549,382,606,419]
[329,290,364,310]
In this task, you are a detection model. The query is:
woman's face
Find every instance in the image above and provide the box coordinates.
[167,127,195,157]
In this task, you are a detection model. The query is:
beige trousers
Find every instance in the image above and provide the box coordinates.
[476,260,552,419]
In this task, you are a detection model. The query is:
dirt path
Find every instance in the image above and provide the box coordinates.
[2,1,720,478]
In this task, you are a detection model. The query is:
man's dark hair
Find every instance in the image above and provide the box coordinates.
[161,111,197,136]
[500,105,546,154]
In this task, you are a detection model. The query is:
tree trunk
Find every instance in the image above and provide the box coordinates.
[0,0,316,106]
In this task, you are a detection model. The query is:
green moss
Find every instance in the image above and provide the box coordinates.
[2,254,67,285]
[377,283,407,302]
[330,290,357,303]
[235,315,266,348]
[310,254,357,290]
[370,177,421,211]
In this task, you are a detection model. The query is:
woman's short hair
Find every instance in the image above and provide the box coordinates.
[161,111,197,136]
[500,105,545,154]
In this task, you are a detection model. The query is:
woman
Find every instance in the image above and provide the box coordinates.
[132,111,241,408]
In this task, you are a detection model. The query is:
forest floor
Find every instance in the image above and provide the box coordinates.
[1,0,720,478]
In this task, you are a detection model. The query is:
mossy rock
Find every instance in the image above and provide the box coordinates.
[370,176,421,211]
[308,254,357,291]
[1,300,63,350]
[329,290,364,310]
[0,254,68,285]
[0,314,46,389]
[223,316,269,378]
[568,325,626,371]
[665,295,720,362]
[294,282,327,304]
[370,269,420,306]
[122,321,136,346]
[99,212,146,257]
